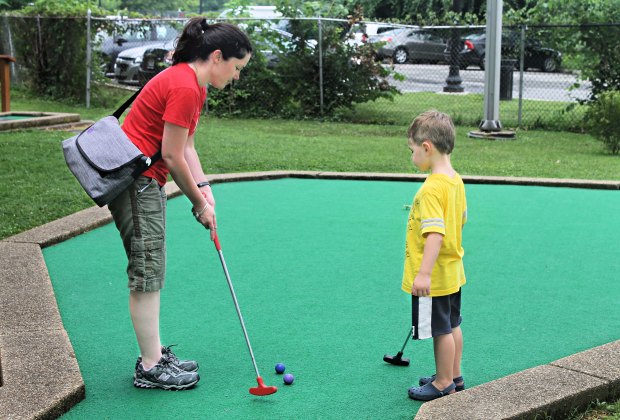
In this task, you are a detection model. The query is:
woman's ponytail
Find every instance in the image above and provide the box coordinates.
[172,18,252,65]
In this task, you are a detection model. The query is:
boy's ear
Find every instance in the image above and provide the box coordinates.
[422,140,433,153]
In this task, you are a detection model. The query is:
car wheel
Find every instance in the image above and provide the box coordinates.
[394,48,408,64]
[479,54,485,71]
[542,57,558,72]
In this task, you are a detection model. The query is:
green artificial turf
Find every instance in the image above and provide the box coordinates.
[44,178,620,419]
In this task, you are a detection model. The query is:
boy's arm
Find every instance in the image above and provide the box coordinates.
[411,233,444,297]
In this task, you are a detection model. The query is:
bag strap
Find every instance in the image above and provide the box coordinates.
[112,87,142,120]
[112,88,162,167]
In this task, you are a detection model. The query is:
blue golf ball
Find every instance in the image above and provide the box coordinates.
[283,373,294,385]
[275,363,286,374]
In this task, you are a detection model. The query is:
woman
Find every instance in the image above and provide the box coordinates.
[108,18,252,390]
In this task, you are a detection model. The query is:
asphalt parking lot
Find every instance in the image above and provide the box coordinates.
[387,63,591,102]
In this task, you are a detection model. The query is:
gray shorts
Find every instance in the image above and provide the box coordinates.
[108,176,167,292]
[412,289,462,340]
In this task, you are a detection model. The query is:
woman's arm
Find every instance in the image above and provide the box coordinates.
[184,133,215,207]
[162,122,216,237]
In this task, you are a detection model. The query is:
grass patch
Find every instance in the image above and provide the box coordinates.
[341,91,587,131]
[567,399,620,420]
[1,91,618,240]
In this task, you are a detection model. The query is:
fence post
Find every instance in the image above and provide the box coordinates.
[318,14,324,115]
[86,9,91,109]
[518,24,525,127]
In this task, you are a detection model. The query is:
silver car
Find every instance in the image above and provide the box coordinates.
[373,28,447,64]
[114,40,174,85]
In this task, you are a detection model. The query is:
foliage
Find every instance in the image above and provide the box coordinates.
[0,0,29,10]
[118,0,200,15]
[584,90,620,155]
[6,1,109,101]
[518,0,620,102]
[207,1,398,119]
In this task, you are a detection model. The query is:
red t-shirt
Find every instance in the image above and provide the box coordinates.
[122,63,207,186]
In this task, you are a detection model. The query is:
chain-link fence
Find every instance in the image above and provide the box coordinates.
[1,13,617,130]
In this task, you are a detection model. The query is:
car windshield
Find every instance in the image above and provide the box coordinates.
[377,28,406,37]
[466,33,485,41]
[115,24,178,42]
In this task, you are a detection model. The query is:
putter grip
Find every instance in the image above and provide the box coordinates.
[214,233,222,251]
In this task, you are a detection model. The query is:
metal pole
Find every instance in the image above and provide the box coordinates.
[443,0,464,93]
[318,14,324,115]
[86,9,92,109]
[5,15,17,82]
[518,24,525,127]
[479,0,503,131]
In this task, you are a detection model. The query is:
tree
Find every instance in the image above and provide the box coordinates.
[0,0,30,10]
[118,0,198,14]
[523,0,620,101]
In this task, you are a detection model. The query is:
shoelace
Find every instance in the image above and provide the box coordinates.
[162,345,180,364]
[158,357,185,375]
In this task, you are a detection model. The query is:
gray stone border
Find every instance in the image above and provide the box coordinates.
[0,112,81,131]
[1,171,618,419]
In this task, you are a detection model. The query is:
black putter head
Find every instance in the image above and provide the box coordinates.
[383,351,410,366]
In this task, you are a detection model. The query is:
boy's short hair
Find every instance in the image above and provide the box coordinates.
[408,110,456,154]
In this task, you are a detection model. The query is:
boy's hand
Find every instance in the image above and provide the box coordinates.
[412,273,431,297]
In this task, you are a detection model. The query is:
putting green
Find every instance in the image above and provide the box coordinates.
[44,178,620,419]
[0,115,35,121]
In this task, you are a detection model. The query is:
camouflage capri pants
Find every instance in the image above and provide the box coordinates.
[108,176,166,292]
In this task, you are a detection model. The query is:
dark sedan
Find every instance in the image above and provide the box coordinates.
[445,32,562,72]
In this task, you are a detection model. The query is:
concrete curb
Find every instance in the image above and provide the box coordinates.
[1,171,618,419]
[415,353,619,420]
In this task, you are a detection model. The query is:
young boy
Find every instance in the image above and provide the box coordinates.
[402,110,467,401]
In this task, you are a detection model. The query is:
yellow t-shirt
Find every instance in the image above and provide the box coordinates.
[401,173,467,297]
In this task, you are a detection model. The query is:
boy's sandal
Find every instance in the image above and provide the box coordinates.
[408,381,456,401]
[419,374,465,391]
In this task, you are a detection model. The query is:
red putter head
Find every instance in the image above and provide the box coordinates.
[249,377,278,396]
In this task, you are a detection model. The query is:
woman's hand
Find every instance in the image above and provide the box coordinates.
[194,201,217,241]
[199,185,216,208]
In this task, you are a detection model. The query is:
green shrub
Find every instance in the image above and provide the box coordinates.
[584,90,620,155]
[207,11,398,119]
[7,1,107,101]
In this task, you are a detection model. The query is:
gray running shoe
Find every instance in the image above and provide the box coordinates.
[135,345,199,373]
[162,345,199,372]
[134,357,200,390]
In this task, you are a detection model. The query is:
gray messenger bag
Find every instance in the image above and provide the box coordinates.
[62,88,161,207]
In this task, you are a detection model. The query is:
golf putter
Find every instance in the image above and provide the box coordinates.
[383,328,412,366]
[213,233,278,396]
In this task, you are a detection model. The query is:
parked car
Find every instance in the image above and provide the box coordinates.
[136,28,310,86]
[114,40,174,85]
[97,22,179,77]
[348,22,401,46]
[372,28,447,64]
[445,32,562,72]
[218,5,291,33]
[137,45,175,86]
